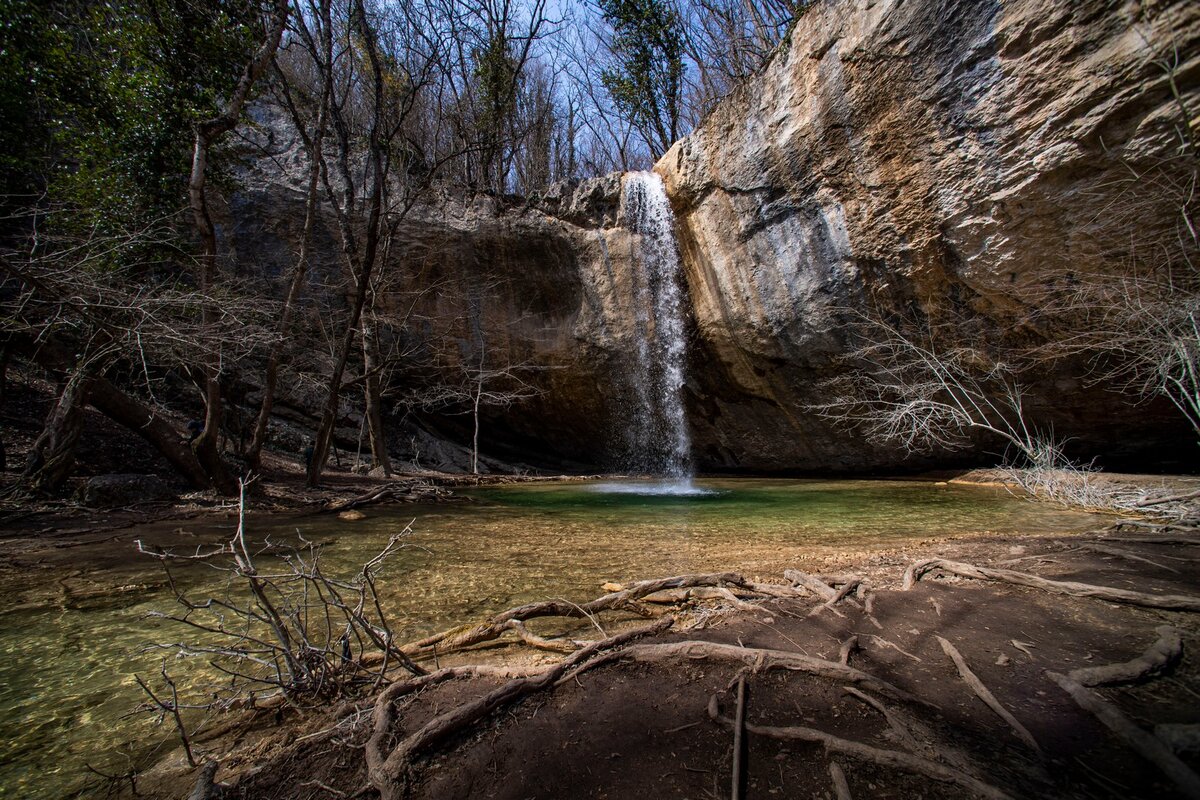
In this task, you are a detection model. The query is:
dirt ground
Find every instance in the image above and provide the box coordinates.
[124,521,1200,800]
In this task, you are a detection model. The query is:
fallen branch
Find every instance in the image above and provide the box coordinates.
[1135,488,1200,508]
[902,559,1200,612]
[707,693,1012,800]
[367,618,673,800]
[1047,671,1200,799]
[936,636,1041,755]
[1068,627,1182,687]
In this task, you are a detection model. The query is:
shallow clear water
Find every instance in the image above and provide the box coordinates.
[0,478,1107,797]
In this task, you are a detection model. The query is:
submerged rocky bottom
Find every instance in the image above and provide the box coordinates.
[0,478,1115,797]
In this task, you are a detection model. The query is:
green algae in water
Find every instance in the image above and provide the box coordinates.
[0,478,1107,797]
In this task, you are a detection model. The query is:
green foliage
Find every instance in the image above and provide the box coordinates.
[0,0,265,230]
[597,0,684,157]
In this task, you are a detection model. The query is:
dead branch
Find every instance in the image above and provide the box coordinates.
[902,558,1200,612]
[1068,626,1182,687]
[1047,671,1200,799]
[368,618,673,800]
[936,636,1040,755]
[707,692,1012,800]
[1136,488,1200,508]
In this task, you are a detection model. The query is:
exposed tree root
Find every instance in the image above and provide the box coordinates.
[1047,671,1200,800]
[902,558,1200,612]
[935,636,1041,754]
[828,760,852,800]
[843,687,978,775]
[398,573,801,659]
[707,692,1012,800]
[1099,535,1200,546]
[858,633,922,663]
[643,586,762,611]
[810,576,863,617]
[1157,724,1200,757]
[784,570,863,617]
[367,618,673,800]
[731,674,747,800]
[580,640,923,704]
[1068,627,1182,687]
[1077,543,1181,573]
[839,635,860,666]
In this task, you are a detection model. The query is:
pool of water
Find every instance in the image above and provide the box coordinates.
[0,477,1108,797]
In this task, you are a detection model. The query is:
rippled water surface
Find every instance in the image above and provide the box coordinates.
[0,478,1108,797]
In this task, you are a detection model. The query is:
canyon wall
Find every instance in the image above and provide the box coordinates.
[655,0,1200,471]
[232,0,1200,473]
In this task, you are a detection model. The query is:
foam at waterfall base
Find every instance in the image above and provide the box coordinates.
[586,478,717,497]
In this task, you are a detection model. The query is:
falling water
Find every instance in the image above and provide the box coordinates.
[618,170,695,489]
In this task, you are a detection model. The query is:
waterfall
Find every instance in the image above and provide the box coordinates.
[619,171,694,483]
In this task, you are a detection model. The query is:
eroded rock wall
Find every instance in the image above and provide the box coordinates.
[656,0,1200,471]
[230,0,1200,473]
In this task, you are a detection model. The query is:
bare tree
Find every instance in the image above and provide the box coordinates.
[1022,46,1198,443]
[187,0,290,494]
[138,481,425,715]
[814,310,1060,469]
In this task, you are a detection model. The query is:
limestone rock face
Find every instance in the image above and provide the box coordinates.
[231,0,1199,472]
[654,0,1200,470]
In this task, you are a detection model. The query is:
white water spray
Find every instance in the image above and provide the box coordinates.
[618,171,696,489]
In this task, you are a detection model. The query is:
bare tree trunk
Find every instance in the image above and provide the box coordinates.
[246,58,331,472]
[86,379,212,489]
[472,376,481,475]
[307,0,388,487]
[186,0,288,495]
[23,366,91,494]
[17,336,211,488]
[361,311,392,475]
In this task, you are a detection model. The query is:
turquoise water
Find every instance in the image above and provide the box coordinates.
[0,478,1107,797]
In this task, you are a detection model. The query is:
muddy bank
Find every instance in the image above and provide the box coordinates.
[126,513,1200,800]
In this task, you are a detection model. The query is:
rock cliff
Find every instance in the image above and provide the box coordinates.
[655,0,1200,471]
[231,0,1200,473]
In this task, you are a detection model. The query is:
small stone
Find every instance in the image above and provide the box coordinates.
[338,510,367,521]
[996,654,1011,666]
[601,582,624,592]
